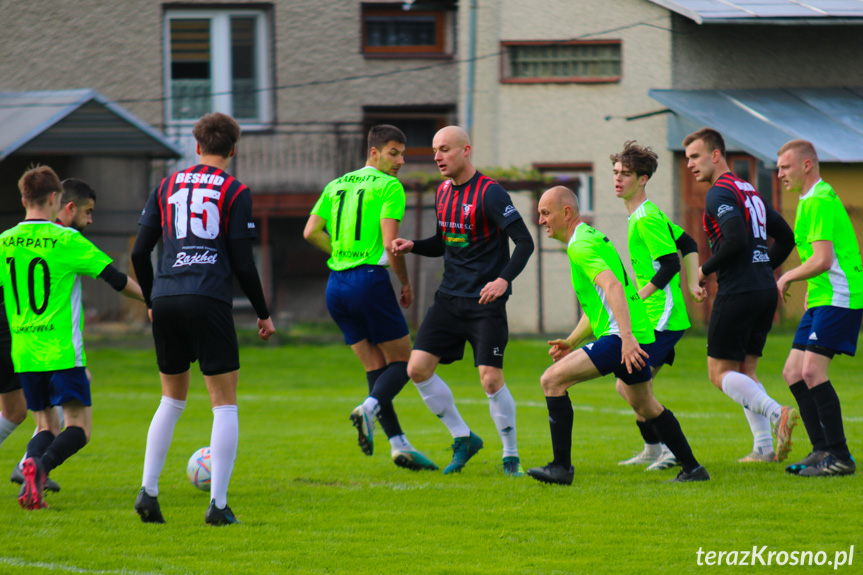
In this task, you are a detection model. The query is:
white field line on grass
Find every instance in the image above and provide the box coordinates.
[0,557,172,575]
[100,392,863,422]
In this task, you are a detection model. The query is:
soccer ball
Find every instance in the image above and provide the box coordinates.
[186,447,212,492]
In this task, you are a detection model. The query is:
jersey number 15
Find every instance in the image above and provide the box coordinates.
[168,188,221,240]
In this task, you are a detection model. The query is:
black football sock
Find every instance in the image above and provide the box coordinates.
[41,426,88,474]
[636,419,660,445]
[809,381,851,460]
[789,380,827,452]
[371,362,409,404]
[546,394,573,469]
[365,367,386,396]
[648,408,699,473]
[26,430,56,460]
[376,400,403,439]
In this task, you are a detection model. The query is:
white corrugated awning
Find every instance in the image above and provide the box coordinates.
[649,87,863,164]
[647,0,863,24]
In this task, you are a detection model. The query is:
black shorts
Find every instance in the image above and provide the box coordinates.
[414,292,508,368]
[708,288,778,362]
[0,340,21,394]
[151,295,240,376]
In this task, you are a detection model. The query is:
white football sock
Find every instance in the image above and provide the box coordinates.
[389,434,413,452]
[487,384,518,458]
[415,373,470,438]
[210,405,239,509]
[361,396,380,416]
[141,396,186,497]
[742,379,774,454]
[721,372,783,426]
[0,415,18,447]
[644,443,663,457]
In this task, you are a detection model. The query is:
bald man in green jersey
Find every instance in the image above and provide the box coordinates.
[777,139,863,477]
[528,186,708,485]
[305,125,437,472]
[612,141,708,471]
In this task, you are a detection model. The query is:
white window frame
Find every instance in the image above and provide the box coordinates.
[164,8,272,129]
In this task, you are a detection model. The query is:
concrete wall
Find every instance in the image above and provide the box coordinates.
[670,16,863,90]
[0,1,458,131]
[460,0,675,332]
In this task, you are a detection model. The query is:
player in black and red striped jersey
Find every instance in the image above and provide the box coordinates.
[131,113,275,526]
[684,127,799,464]
[392,126,534,476]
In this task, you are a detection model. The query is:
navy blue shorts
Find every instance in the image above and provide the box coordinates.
[20,367,90,411]
[645,330,685,369]
[582,334,652,385]
[792,306,863,356]
[326,265,409,346]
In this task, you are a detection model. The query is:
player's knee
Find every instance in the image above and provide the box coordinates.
[6,407,27,425]
[800,364,825,388]
[407,362,431,384]
[782,363,801,385]
[540,369,562,395]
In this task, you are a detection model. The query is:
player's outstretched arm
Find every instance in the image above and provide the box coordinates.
[548,313,592,362]
[303,214,332,254]
[121,275,145,302]
[131,224,161,307]
[97,265,144,302]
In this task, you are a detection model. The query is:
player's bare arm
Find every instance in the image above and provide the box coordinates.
[594,269,648,373]
[391,237,414,255]
[777,240,833,301]
[548,313,592,362]
[303,214,332,254]
[381,218,412,308]
[683,252,706,302]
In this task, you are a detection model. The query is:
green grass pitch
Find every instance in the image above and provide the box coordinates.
[0,333,859,574]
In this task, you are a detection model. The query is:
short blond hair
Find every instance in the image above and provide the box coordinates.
[778,139,818,164]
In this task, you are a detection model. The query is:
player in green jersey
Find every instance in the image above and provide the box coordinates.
[2,165,143,510]
[527,186,708,485]
[611,141,707,470]
[777,139,863,476]
[9,178,97,490]
[304,125,437,471]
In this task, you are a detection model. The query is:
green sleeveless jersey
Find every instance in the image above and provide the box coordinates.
[627,200,690,331]
[0,221,112,372]
[567,223,655,344]
[312,166,406,271]
[794,180,863,309]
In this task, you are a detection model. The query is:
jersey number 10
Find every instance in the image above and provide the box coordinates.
[5,257,50,315]
[168,188,221,240]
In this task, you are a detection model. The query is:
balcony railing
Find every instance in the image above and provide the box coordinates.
[160,124,366,194]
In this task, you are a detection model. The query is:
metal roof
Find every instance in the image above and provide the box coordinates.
[649,87,863,164]
[647,0,863,24]
[0,89,182,161]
